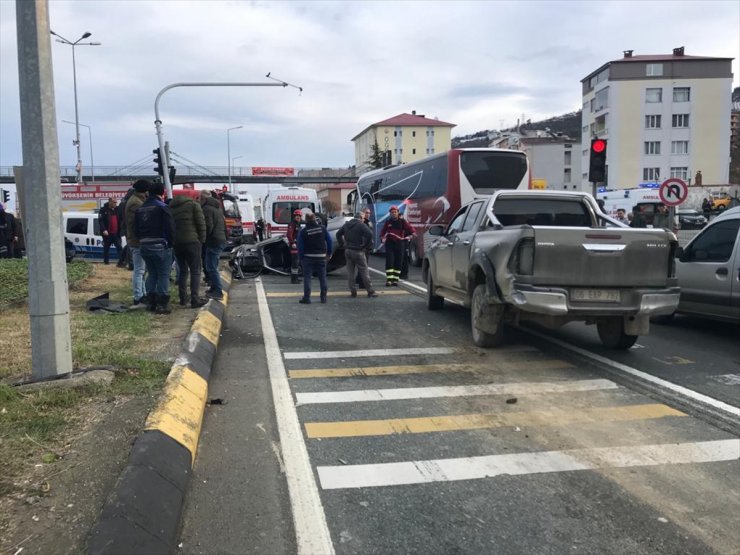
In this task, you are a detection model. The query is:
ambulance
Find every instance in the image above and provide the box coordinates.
[262,186,320,237]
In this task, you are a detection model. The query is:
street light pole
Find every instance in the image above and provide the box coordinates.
[153,80,300,198]
[50,30,101,184]
[62,120,94,183]
[227,125,243,191]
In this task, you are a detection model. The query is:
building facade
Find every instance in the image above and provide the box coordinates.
[352,111,455,171]
[581,48,733,189]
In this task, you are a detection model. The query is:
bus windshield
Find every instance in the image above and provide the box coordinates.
[273,202,315,224]
[461,151,529,194]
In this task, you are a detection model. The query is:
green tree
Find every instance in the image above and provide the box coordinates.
[368,140,384,169]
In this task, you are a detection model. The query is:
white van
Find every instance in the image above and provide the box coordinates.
[63,211,126,261]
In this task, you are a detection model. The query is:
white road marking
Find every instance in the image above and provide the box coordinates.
[284,347,456,360]
[255,278,335,555]
[317,439,740,489]
[522,328,740,418]
[295,378,618,405]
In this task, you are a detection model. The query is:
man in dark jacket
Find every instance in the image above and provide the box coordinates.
[125,180,150,306]
[200,191,227,301]
[254,218,265,241]
[171,192,207,308]
[337,212,377,298]
[0,203,19,259]
[117,187,135,269]
[98,197,125,266]
[134,182,175,314]
[297,211,332,304]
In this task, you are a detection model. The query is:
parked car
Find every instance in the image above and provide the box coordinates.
[669,206,740,323]
[423,190,680,349]
[677,209,707,230]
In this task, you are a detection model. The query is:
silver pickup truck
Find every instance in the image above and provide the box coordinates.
[423,190,680,349]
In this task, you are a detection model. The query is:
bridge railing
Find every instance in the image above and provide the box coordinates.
[0,165,359,179]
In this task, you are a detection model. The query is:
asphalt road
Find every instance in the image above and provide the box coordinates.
[180,264,739,554]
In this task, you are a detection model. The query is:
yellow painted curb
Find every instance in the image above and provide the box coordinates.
[191,310,222,346]
[144,365,208,459]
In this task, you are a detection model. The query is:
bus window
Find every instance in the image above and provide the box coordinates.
[461,151,528,194]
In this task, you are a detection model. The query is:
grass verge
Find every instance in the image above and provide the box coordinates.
[0,258,91,305]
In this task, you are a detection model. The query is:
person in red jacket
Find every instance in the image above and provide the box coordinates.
[286,209,303,284]
[380,205,414,286]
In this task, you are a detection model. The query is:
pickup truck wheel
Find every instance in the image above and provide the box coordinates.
[409,241,422,267]
[597,318,638,349]
[427,273,444,310]
[471,284,504,348]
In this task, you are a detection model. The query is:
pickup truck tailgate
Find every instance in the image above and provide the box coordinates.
[529,228,673,287]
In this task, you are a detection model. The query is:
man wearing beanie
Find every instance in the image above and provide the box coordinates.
[125,180,151,307]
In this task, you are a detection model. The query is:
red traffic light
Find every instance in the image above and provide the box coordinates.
[592,139,606,153]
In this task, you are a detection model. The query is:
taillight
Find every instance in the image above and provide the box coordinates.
[508,238,535,275]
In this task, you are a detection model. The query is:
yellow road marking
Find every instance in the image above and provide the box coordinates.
[145,365,208,460]
[304,404,685,438]
[266,290,409,298]
[289,360,573,379]
[191,310,222,346]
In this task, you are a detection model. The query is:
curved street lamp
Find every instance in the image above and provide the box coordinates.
[62,120,94,183]
[50,30,101,183]
[227,125,243,189]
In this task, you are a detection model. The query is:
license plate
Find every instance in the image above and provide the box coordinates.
[571,288,621,303]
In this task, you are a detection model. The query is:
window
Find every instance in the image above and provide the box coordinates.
[644,141,661,155]
[670,167,689,179]
[462,202,484,232]
[673,87,690,102]
[66,218,88,235]
[671,141,689,155]
[446,206,468,235]
[412,148,416,155]
[564,151,572,165]
[412,131,416,137]
[683,220,740,262]
[564,168,572,183]
[672,114,690,128]
[645,115,662,129]
[594,87,608,111]
[643,167,661,181]
[646,63,663,76]
[646,88,662,103]
[590,98,596,112]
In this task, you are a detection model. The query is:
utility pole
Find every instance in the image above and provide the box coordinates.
[15,0,73,378]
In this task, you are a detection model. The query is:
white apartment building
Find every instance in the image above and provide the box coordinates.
[581,48,733,189]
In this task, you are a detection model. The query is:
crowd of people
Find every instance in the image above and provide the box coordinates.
[104,179,227,315]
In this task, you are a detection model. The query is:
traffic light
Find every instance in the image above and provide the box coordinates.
[153,148,164,176]
[168,165,176,184]
[1,189,9,203]
[588,139,607,183]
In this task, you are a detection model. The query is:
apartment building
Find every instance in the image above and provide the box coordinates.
[490,132,582,191]
[352,111,455,171]
[581,48,733,189]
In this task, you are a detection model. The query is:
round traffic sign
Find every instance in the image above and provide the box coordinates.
[659,178,688,206]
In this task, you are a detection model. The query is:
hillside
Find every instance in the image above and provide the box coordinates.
[452,110,582,148]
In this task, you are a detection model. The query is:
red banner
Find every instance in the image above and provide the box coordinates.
[251,166,295,176]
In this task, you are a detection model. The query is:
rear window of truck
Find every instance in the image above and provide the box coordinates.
[493,198,591,227]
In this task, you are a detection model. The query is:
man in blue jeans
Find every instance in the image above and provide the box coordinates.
[124,180,150,307]
[133,182,175,314]
[200,191,227,301]
[297,211,332,304]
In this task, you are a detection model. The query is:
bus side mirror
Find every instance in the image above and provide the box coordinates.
[428,225,444,236]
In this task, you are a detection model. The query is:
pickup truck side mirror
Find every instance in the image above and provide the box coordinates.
[428,225,444,237]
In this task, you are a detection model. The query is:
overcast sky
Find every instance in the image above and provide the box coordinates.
[0,0,738,171]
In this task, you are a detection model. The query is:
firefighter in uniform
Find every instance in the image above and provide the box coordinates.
[380,205,415,286]
[286,209,303,283]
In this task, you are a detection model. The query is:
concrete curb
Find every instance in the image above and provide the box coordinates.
[87,271,233,555]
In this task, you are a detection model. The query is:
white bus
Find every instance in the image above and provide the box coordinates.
[354,148,531,265]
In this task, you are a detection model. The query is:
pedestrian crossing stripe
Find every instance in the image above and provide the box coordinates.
[316,439,740,490]
[304,403,685,438]
[266,290,409,297]
[294,379,619,405]
[288,360,574,379]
